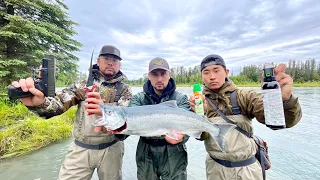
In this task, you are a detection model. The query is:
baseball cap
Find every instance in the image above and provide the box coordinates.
[99,45,122,60]
[148,57,170,72]
[200,54,226,71]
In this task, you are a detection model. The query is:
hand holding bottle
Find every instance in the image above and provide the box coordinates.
[262,63,288,129]
[190,84,207,115]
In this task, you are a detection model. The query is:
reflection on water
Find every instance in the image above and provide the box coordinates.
[0,87,319,180]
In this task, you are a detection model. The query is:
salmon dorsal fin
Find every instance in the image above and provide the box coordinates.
[159,100,178,107]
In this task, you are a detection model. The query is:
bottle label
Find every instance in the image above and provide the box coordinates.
[194,96,204,115]
[262,89,285,126]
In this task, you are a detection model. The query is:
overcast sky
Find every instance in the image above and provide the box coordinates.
[64,0,320,80]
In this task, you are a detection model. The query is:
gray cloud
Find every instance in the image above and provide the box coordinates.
[65,0,320,80]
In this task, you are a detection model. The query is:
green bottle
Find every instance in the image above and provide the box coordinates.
[193,84,204,115]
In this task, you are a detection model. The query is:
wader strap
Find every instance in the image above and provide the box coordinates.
[114,81,123,102]
[74,140,118,150]
[230,91,241,115]
[210,155,256,168]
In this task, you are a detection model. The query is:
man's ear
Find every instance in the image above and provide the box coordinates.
[225,69,230,76]
[96,58,100,66]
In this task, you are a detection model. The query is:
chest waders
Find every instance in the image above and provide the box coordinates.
[75,82,123,149]
[205,90,270,180]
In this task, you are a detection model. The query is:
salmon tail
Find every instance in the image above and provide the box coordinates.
[208,123,236,152]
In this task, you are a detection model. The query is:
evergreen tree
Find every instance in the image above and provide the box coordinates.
[0,0,82,85]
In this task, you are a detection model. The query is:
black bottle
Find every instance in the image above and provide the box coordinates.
[261,64,286,129]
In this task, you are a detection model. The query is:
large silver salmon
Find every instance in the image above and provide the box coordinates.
[93,100,235,152]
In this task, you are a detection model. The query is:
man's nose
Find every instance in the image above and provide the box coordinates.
[156,75,163,81]
[209,73,216,80]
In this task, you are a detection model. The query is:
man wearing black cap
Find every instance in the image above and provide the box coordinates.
[11,45,132,180]
[128,57,190,180]
[189,54,302,180]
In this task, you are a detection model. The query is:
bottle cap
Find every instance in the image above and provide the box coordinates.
[263,63,276,82]
[193,84,202,92]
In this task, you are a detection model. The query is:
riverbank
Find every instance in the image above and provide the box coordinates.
[0,100,76,159]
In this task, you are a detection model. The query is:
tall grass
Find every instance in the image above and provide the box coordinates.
[293,81,320,87]
[0,98,76,159]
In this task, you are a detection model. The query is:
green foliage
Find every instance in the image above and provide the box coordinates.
[0,102,76,158]
[0,77,76,158]
[0,0,82,85]
[0,78,76,158]
[240,65,261,82]
[287,59,320,82]
[126,59,320,87]
[229,75,253,84]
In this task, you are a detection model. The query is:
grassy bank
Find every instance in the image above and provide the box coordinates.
[292,81,319,87]
[0,100,76,159]
[232,81,319,87]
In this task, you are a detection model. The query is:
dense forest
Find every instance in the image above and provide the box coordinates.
[125,59,320,85]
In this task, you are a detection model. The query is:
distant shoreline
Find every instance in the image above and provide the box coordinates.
[56,81,319,88]
[127,82,320,88]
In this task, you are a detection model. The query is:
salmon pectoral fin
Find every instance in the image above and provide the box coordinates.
[187,131,203,139]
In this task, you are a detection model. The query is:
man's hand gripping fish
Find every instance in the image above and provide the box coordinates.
[93,100,235,152]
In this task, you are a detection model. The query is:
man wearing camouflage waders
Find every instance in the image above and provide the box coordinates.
[11,45,132,180]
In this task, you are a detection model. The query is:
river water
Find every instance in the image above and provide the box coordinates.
[0,87,319,180]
